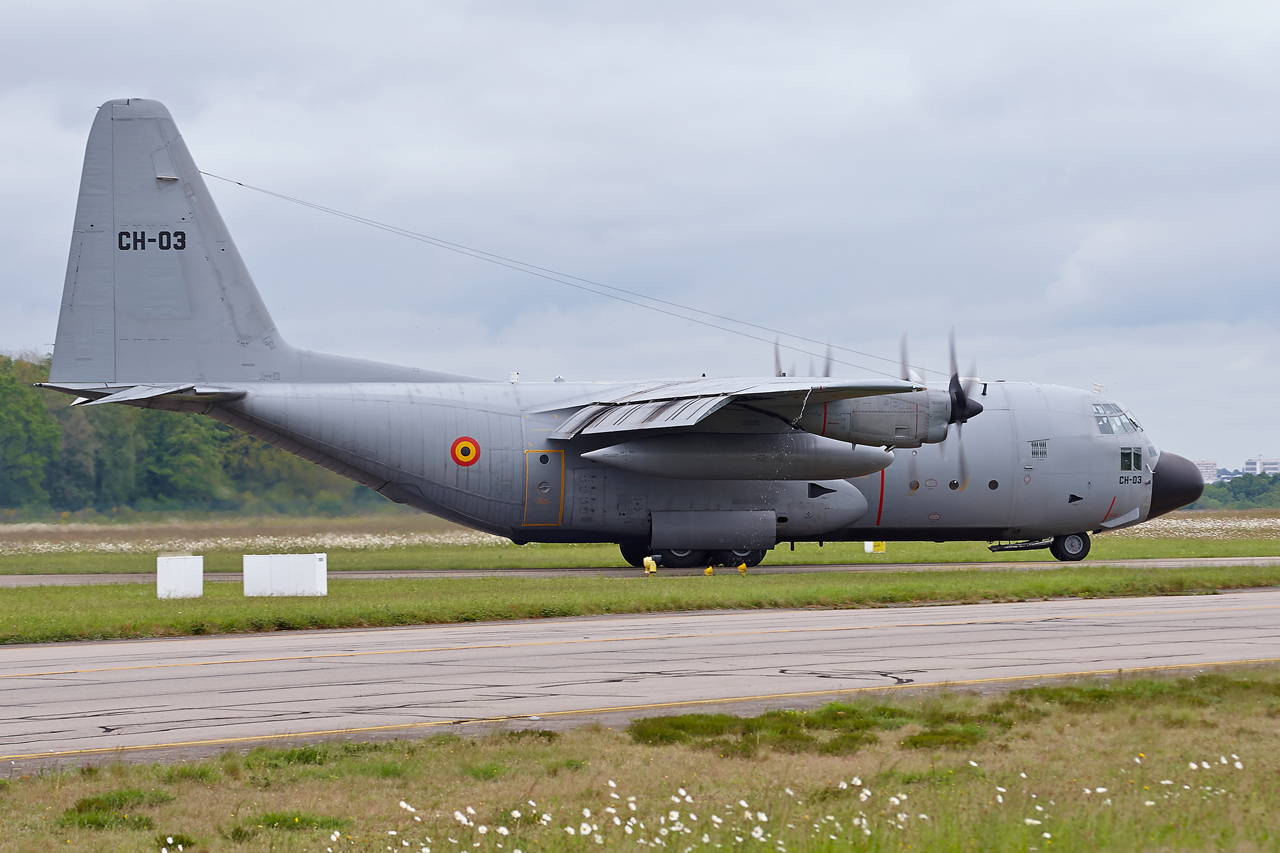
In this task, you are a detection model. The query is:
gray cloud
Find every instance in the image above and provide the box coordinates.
[2,1,1277,466]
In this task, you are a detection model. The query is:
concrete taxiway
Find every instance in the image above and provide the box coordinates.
[3,590,1280,766]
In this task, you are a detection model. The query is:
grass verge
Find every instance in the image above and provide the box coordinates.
[1,563,1279,644]
[3,665,1279,851]
[3,535,1280,575]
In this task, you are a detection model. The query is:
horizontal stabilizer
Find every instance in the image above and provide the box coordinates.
[77,384,194,406]
[38,381,246,407]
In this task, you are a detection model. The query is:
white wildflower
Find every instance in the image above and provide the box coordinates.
[1025,819,1042,826]
[580,822,592,835]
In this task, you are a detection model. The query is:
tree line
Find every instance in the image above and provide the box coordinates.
[1192,473,1280,510]
[0,354,381,516]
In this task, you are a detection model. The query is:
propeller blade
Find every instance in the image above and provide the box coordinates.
[949,328,958,380]
[946,331,984,425]
[956,423,969,490]
[791,360,797,379]
[823,343,833,378]
[774,339,783,378]
[808,356,815,377]
[899,333,910,382]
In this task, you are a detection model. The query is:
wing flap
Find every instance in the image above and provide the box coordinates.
[549,395,733,439]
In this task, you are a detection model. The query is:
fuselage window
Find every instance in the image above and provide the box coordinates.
[1030,440,1048,459]
[1096,407,1143,435]
[1121,447,1143,471]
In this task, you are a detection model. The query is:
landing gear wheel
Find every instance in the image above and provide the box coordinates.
[656,548,707,569]
[619,540,649,568]
[1049,532,1091,561]
[712,549,766,568]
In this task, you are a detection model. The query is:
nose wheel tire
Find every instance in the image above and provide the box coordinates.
[656,549,707,569]
[712,549,766,568]
[1049,532,1091,561]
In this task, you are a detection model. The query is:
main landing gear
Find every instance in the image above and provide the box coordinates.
[617,542,767,569]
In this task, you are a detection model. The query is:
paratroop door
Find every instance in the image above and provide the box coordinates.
[523,450,564,526]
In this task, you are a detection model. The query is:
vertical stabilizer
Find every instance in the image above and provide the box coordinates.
[51,98,281,384]
[51,99,481,387]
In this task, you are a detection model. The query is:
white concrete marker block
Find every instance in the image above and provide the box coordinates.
[243,553,328,596]
[157,555,203,599]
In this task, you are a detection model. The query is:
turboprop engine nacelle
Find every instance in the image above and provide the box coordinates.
[581,432,893,480]
[796,389,951,448]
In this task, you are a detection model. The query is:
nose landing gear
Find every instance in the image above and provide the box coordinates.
[1049,532,1091,561]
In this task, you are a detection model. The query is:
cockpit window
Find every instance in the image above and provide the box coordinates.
[1094,403,1142,435]
[1121,447,1143,471]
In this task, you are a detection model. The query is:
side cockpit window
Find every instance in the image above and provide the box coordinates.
[1094,402,1142,435]
[1121,447,1143,471]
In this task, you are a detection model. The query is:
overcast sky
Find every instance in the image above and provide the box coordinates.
[2,2,1276,467]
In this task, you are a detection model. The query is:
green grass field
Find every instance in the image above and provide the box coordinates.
[2,528,1279,575]
[3,562,1280,645]
[3,665,1278,851]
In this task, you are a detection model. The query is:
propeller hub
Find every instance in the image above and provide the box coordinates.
[947,373,984,424]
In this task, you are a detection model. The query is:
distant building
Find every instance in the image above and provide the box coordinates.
[1244,458,1280,476]
[1194,461,1218,483]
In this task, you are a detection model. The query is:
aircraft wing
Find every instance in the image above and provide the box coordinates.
[547,377,921,439]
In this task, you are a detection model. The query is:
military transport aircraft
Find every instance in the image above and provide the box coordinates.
[38,99,1205,567]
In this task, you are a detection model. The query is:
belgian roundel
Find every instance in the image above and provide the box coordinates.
[450,436,480,467]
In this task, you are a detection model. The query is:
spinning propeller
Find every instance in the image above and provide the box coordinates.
[943,329,983,489]
[899,330,983,490]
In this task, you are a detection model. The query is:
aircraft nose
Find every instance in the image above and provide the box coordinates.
[1148,452,1204,519]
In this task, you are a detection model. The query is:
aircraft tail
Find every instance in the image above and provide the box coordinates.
[50,98,464,386]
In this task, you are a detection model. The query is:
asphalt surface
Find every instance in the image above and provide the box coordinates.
[3,589,1279,767]
[3,555,1279,586]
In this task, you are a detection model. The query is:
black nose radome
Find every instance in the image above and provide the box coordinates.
[1148,452,1204,519]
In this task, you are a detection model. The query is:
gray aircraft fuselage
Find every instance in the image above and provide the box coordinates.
[200,377,1173,547]
[40,99,1206,565]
